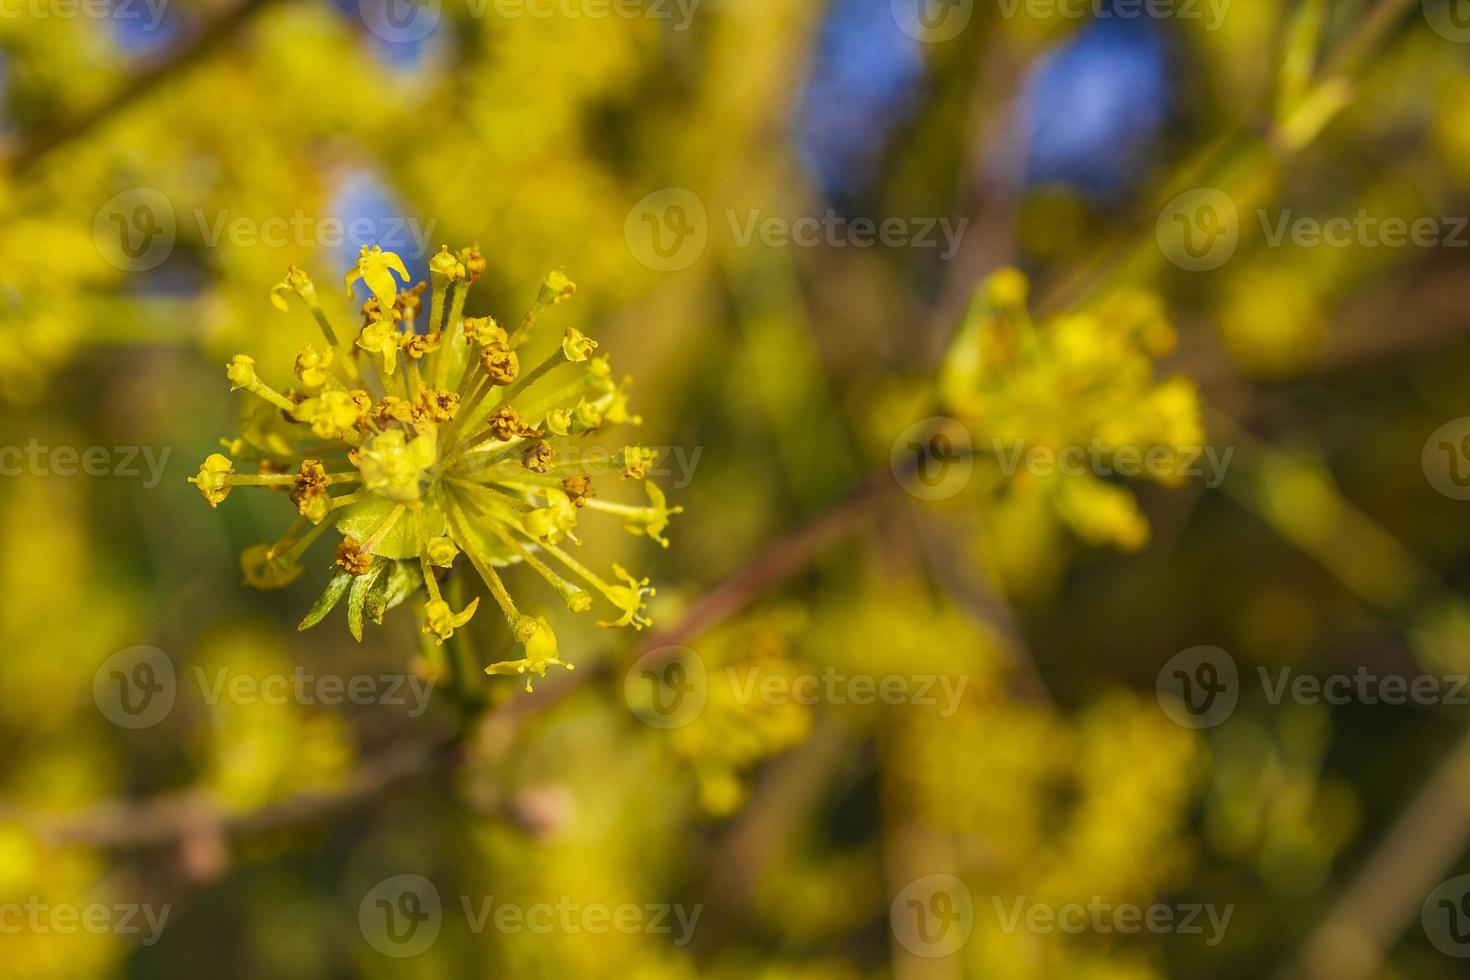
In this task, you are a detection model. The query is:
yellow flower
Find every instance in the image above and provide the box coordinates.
[345,245,411,307]
[464,316,506,347]
[226,355,257,390]
[294,344,334,389]
[270,265,317,312]
[357,318,401,376]
[562,327,598,362]
[599,564,653,630]
[486,615,574,692]
[190,454,236,507]
[429,245,465,283]
[290,460,333,524]
[427,537,459,567]
[522,487,579,543]
[357,429,438,502]
[423,597,480,644]
[294,389,368,441]
[939,267,1204,552]
[192,250,682,681]
[615,482,682,548]
[619,446,658,480]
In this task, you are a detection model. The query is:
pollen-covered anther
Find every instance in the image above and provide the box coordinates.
[462,247,486,283]
[400,330,441,361]
[334,539,375,576]
[370,395,415,429]
[361,296,402,328]
[480,346,520,386]
[562,475,594,507]
[396,281,428,321]
[619,446,659,480]
[414,388,460,424]
[523,440,555,473]
[290,459,332,523]
[487,406,543,442]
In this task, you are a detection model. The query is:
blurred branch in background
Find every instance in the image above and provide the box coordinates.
[3,0,284,176]
[1284,726,1470,980]
[0,737,457,856]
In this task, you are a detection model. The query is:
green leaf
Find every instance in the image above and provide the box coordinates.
[347,562,387,643]
[299,572,353,631]
[380,561,424,617]
[365,560,397,625]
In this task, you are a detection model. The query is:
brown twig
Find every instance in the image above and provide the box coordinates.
[3,0,283,176]
[1280,725,1470,980]
[0,736,459,851]
[5,472,895,852]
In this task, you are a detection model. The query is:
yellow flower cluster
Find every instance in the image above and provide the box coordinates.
[191,246,682,690]
[940,269,1204,550]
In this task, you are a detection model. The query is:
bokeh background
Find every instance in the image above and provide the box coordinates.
[5,0,1470,976]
